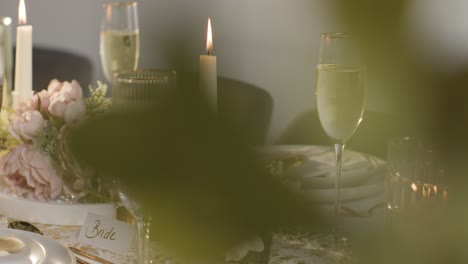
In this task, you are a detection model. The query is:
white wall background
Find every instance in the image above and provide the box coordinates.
[0,0,348,142]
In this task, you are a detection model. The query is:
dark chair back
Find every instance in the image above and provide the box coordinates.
[218,77,273,145]
[276,110,404,158]
[13,47,93,92]
[178,72,273,145]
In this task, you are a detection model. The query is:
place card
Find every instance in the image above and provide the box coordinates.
[78,213,135,255]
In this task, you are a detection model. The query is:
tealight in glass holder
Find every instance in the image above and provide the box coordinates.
[386,137,447,217]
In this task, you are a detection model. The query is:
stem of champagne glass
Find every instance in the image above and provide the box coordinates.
[135,216,144,263]
[334,143,345,216]
[117,187,152,263]
[135,216,151,264]
[135,216,153,264]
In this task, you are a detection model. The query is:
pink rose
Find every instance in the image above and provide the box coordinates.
[13,90,51,119]
[48,80,86,124]
[47,79,63,96]
[9,110,45,141]
[13,87,51,118]
[49,80,83,101]
[13,94,41,116]
[15,80,53,116]
[32,90,51,114]
[0,145,63,201]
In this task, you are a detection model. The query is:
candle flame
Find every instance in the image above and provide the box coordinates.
[18,0,27,25]
[411,182,418,192]
[206,17,213,54]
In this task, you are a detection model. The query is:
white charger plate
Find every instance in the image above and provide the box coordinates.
[0,228,75,264]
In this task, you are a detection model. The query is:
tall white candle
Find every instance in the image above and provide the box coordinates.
[13,0,33,107]
[0,17,13,108]
[199,17,217,110]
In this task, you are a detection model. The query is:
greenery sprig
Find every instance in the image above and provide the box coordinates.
[85,81,111,117]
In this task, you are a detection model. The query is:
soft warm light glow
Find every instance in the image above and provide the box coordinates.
[3,17,12,26]
[422,184,430,198]
[206,17,213,54]
[411,182,418,192]
[106,5,112,24]
[18,0,27,25]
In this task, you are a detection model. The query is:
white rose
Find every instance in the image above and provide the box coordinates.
[63,99,86,124]
[9,110,45,141]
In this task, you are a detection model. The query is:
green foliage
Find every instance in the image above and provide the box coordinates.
[0,108,20,155]
[85,81,112,117]
[32,121,60,161]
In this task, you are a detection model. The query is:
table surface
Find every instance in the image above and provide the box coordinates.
[0,145,387,264]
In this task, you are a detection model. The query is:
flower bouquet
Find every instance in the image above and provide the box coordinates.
[0,79,111,203]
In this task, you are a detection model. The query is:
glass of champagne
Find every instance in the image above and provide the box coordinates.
[100,2,140,83]
[315,33,366,216]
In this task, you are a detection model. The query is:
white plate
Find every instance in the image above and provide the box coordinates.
[0,191,116,225]
[0,228,75,264]
[261,145,386,203]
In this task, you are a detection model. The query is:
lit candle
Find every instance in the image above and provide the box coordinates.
[13,0,33,107]
[199,17,217,110]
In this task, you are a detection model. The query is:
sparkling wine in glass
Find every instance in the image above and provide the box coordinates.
[100,2,140,83]
[315,33,366,216]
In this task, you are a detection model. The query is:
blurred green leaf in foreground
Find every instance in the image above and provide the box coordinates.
[70,94,322,261]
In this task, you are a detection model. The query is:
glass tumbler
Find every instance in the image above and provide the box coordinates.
[112,69,177,109]
[111,69,176,263]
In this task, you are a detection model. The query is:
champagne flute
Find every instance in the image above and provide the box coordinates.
[100,2,140,83]
[315,33,366,216]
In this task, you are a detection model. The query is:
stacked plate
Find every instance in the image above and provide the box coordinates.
[261,145,386,204]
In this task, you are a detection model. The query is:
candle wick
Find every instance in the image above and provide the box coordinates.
[207,50,211,56]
